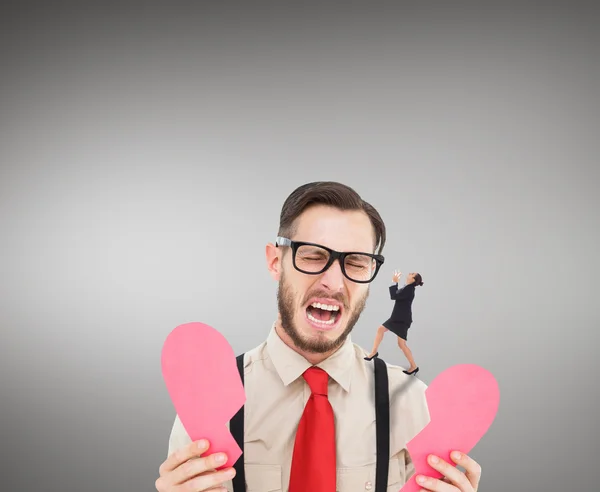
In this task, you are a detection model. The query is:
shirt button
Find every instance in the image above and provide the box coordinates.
[365,481,373,490]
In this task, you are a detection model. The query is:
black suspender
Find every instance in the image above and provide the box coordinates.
[229,353,390,492]
[373,357,390,491]
[230,354,246,492]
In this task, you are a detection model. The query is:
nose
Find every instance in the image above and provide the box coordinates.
[318,258,346,292]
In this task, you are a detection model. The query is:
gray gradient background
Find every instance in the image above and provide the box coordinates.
[0,1,598,491]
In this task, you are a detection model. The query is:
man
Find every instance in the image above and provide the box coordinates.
[155,182,482,492]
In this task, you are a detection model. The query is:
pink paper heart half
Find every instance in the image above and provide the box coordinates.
[399,364,500,492]
[161,322,246,468]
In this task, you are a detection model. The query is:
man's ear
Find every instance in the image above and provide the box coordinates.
[266,243,282,281]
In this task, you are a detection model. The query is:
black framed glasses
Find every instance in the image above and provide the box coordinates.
[275,236,385,284]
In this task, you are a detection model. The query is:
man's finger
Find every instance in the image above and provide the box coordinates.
[415,474,455,491]
[159,440,209,475]
[187,467,237,491]
[170,451,230,485]
[425,454,473,491]
[451,451,482,490]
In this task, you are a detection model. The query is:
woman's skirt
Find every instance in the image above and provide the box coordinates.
[382,318,411,340]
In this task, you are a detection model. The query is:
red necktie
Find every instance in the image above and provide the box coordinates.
[288,366,336,492]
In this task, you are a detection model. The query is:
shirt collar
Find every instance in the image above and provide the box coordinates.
[266,322,354,392]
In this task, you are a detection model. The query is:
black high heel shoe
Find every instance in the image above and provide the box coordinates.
[403,367,419,375]
[364,352,379,361]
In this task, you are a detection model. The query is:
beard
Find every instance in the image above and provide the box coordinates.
[276,269,368,354]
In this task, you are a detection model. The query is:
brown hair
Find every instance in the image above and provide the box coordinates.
[414,273,424,286]
[277,181,386,254]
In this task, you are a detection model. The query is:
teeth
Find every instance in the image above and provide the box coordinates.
[307,312,336,325]
[310,302,340,311]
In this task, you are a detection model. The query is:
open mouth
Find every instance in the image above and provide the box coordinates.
[305,300,342,329]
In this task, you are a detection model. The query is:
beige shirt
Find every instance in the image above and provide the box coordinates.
[168,325,431,492]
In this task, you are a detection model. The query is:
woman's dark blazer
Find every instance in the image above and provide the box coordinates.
[388,283,416,325]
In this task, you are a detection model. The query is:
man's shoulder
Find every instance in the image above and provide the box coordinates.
[385,360,428,395]
[351,343,428,393]
[349,345,431,444]
[239,339,268,371]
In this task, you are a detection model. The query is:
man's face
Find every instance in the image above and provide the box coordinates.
[273,205,376,354]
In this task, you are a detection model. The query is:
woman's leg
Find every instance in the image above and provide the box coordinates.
[367,325,388,357]
[397,337,417,371]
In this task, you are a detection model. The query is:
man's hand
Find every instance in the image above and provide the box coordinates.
[155,439,236,492]
[392,270,402,283]
[415,451,481,491]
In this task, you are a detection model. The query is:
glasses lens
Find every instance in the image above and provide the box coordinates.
[295,244,331,273]
[343,253,377,282]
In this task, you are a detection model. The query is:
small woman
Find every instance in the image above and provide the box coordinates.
[364,269,424,375]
